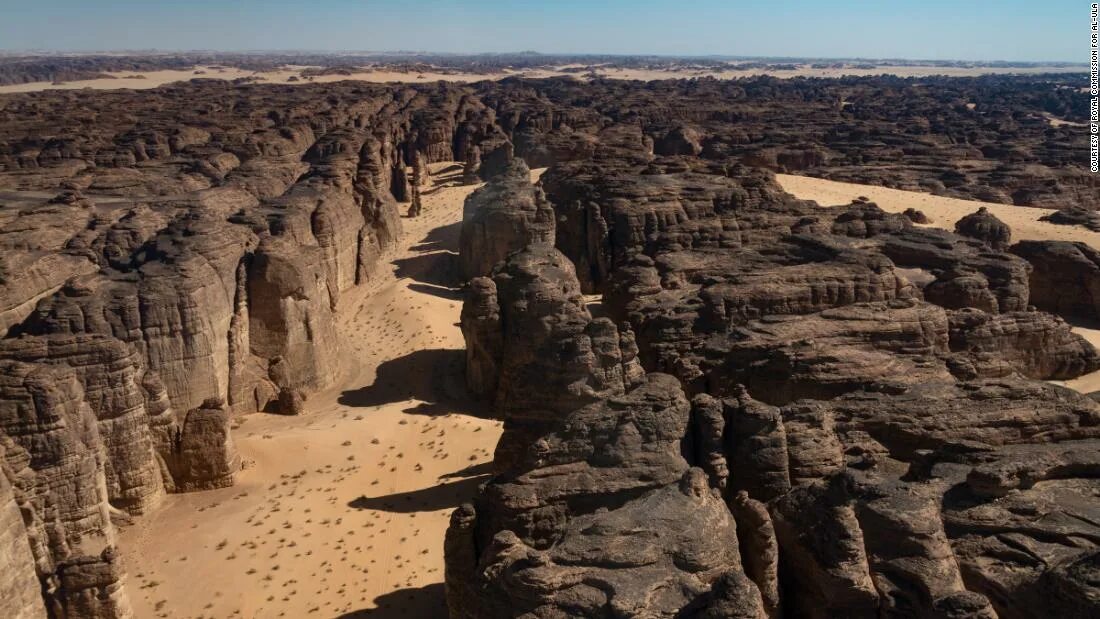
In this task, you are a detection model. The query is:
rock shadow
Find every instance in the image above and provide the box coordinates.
[406,282,464,301]
[393,251,461,290]
[338,348,493,419]
[348,474,490,513]
[413,220,461,251]
[439,461,493,479]
[336,583,446,618]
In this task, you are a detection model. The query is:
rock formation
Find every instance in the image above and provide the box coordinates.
[1011,240,1100,321]
[955,207,1012,250]
[453,138,1100,617]
[458,159,556,280]
[462,144,482,184]
[0,79,512,616]
[451,241,761,617]
[0,361,133,618]
[0,71,1097,618]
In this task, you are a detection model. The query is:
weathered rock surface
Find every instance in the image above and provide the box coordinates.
[453,136,1100,617]
[955,207,1012,250]
[451,218,763,616]
[459,159,555,280]
[1040,206,1100,232]
[0,361,133,618]
[0,439,47,619]
[0,79,517,616]
[1011,240,1100,321]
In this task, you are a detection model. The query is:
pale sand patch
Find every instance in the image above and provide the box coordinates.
[1043,112,1088,128]
[777,173,1100,396]
[0,66,518,94]
[0,63,1083,94]
[117,163,543,618]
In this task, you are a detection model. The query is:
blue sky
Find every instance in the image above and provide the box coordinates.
[0,1,1085,62]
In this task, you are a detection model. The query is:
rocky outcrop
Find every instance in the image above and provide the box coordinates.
[880,227,1031,314]
[162,398,237,491]
[448,468,764,619]
[455,144,1100,618]
[1040,206,1100,232]
[451,217,763,616]
[1011,240,1100,321]
[458,159,556,280]
[460,244,643,424]
[944,441,1100,618]
[247,236,341,405]
[0,334,167,514]
[462,144,481,184]
[955,207,1012,250]
[0,79,513,617]
[946,309,1100,380]
[1,71,1098,619]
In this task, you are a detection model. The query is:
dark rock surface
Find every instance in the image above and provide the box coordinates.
[1011,240,1100,321]
[459,159,555,280]
[955,207,1012,250]
[1041,206,1100,232]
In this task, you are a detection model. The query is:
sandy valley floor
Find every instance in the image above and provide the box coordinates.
[118,164,520,618]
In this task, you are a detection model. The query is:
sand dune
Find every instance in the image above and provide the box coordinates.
[777,173,1100,396]
[117,164,524,618]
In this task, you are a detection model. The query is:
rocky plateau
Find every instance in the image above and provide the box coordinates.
[0,73,1096,618]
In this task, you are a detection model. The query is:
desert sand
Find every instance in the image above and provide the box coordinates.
[0,66,519,94]
[116,163,541,618]
[778,173,1100,396]
[0,63,1083,94]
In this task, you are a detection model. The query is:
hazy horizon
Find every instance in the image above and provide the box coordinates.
[0,49,1088,66]
[0,0,1085,63]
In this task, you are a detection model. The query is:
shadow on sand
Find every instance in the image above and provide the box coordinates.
[348,473,490,513]
[439,461,493,479]
[409,220,462,253]
[394,250,460,284]
[337,348,492,419]
[336,583,446,618]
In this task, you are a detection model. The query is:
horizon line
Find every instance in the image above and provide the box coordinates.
[0,49,1085,66]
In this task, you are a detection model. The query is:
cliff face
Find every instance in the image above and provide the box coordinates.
[458,158,556,280]
[0,438,48,619]
[452,242,759,617]
[0,361,133,619]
